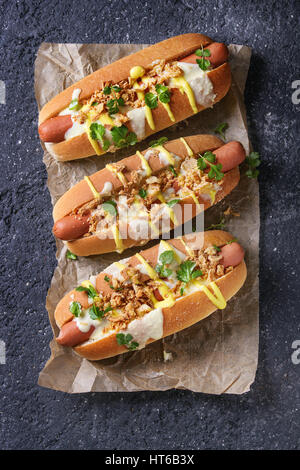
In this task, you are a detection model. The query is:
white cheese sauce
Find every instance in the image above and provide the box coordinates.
[127,107,146,139]
[177,63,216,108]
[59,88,85,140]
[122,307,164,349]
[100,181,113,197]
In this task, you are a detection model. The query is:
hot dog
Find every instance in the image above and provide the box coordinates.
[54,230,247,360]
[52,134,246,256]
[38,34,231,161]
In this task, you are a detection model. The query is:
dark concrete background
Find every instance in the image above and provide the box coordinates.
[0,0,299,450]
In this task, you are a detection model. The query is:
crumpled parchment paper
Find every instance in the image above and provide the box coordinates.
[35,42,259,394]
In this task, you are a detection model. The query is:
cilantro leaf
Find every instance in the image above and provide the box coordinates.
[103,86,111,95]
[111,125,138,148]
[205,217,226,231]
[195,48,211,58]
[169,165,177,176]
[69,301,82,317]
[149,136,168,147]
[102,200,117,217]
[139,188,147,199]
[90,122,110,151]
[177,260,203,283]
[197,151,224,181]
[155,84,171,104]
[245,151,261,178]
[159,250,174,265]
[66,250,77,260]
[69,99,81,111]
[88,304,112,320]
[214,122,229,140]
[167,199,180,208]
[116,333,139,350]
[76,284,98,300]
[145,92,158,109]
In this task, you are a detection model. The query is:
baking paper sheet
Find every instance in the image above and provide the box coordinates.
[35,42,259,394]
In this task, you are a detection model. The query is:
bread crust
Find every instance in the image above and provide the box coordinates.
[39,34,231,161]
[55,230,247,361]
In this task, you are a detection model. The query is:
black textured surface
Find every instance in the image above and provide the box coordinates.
[0,0,299,450]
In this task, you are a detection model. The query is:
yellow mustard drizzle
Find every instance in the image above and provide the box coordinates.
[181,190,200,205]
[201,282,227,309]
[155,145,175,166]
[178,237,194,258]
[135,253,175,308]
[112,224,124,253]
[162,103,175,122]
[136,151,152,177]
[170,76,198,114]
[84,176,100,199]
[106,164,127,186]
[180,137,194,156]
[114,261,126,271]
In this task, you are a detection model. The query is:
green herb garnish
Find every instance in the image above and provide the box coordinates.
[111,125,138,148]
[76,284,98,300]
[169,165,177,176]
[69,99,82,111]
[139,188,147,199]
[246,151,261,178]
[155,250,174,278]
[167,199,180,208]
[177,260,203,284]
[205,217,226,231]
[226,238,237,245]
[214,122,229,140]
[155,84,171,104]
[90,122,110,151]
[104,275,110,283]
[88,304,112,321]
[197,151,224,181]
[145,92,158,109]
[102,200,118,217]
[69,301,82,317]
[116,333,139,350]
[66,250,77,260]
[213,244,221,252]
[103,86,111,95]
[149,136,168,147]
[195,47,211,71]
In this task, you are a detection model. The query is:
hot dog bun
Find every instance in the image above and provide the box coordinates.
[52,135,245,256]
[39,34,231,161]
[54,230,247,361]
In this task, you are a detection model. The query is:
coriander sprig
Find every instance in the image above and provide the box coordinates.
[149,136,168,147]
[116,333,139,350]
[214,122,229,140]
[66,250,77,260]
[111,125,138,148]
[197,151,224,181]
[205,217,226,231]
[76,284,98,300]
[88,303,112,321]
[195,47,211,71]
[90,122,110,151]
[155,250,175,278]
[245,151,261,178]
[176,260,203,285]
[69,301,82,317]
